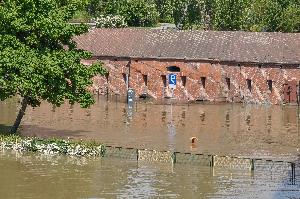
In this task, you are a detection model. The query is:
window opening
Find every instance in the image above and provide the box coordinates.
[201,77,206,89]
[166,66,180,72]
[181,76,187,87]
[161,75,167,87]
[142,74,148,86]
[247,79,252,92]
[122,73,127,84]
[225,77,230,90]
[267,80,272,92]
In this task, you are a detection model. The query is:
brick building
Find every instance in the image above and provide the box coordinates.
[75,28,300,104]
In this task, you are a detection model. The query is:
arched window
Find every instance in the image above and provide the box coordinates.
[166,66,180,72]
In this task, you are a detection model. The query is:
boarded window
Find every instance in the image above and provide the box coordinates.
[181,76,187,87]
[267,80,272,92]
[142,74,148,86]
[225,77,230,90]
[201,77,206,89]
[161,75,167,87]
[247,79,252,92]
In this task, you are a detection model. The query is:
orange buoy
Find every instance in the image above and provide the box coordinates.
[190,137,198,143]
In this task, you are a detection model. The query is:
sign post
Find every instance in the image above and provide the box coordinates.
[169,74,177,89]
[169,74,176,98]
[127,88,135,107]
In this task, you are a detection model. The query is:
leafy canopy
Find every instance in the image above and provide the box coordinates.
[85,0,299,32]
[88,0,159,27]
[0,0,107,108]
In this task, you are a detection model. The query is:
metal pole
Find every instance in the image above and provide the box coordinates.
[291,162,296,184]
[250,159,255,171]
[128,59,131,88]
[126,74,129,91]
[298,81,300,105]
[172,88,174,98]
[126,59,132,104]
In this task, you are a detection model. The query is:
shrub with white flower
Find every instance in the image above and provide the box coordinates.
[94,15,127,28]
[0,135,105,157]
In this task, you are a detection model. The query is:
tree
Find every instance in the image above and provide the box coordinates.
[0,0,107,134]
[172,0,215,30]
[155,0,174,23]
[241,0,300,32]
[279,3,300,32]
[88,0,159,27]
[119,0,159,27]
[212,0,249,31]
[173,0,205,30]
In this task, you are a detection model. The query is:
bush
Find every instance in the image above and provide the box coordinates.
[0,135,105,157]
[94,15,128,28]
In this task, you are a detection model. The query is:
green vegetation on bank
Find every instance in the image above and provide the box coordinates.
[0,135,105,156]
[77,0,300,32]
[0,0,107,133]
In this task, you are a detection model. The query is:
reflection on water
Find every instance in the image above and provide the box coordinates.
[1,97,300,198]
[1,97,300,160]
[0,151,299,199]
[0,98,18,132]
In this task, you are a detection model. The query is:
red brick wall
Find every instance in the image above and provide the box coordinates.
[83,58,300,105]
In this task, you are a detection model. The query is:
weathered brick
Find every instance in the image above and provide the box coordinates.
[87,59,300,105]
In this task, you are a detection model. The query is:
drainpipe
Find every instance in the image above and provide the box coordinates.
[126,58,133,104]
[298,81,300,106]
[128,58,131,89]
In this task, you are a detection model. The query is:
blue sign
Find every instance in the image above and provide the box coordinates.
[169,74,176,88]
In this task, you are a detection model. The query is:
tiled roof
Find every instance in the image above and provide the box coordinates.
[74,28,300,64]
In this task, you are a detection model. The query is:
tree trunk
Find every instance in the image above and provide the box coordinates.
[10,97,28,134]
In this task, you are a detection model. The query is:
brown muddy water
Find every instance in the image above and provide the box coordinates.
[1,97,300,198]
[0,150,300,199]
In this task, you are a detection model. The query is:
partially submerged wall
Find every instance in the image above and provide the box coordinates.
[83,58,300,105]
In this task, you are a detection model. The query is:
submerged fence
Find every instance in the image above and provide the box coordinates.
[102,145,297,179]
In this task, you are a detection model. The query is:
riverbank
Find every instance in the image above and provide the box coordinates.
[0,135,105,157]
[1,134,297,174]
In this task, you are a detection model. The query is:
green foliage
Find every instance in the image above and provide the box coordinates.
[71,10,91,23]
[172,0,214,30]
[212,0,249,31]
[88,0,159,27]
[155,0,173,23]
[280,4,300,32]
[173,0,199,30]
[241,0,300,32]
[241,0,282,32]
[118,0,159,27]
[0,0,107,109]
[85,0,300,32]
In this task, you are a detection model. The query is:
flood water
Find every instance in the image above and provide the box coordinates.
[0,150,299,199]
[1,97,300,198]
[1,96,300,160]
